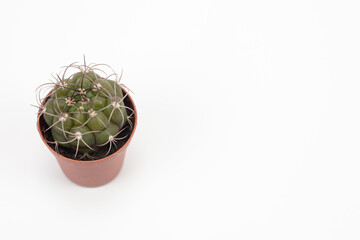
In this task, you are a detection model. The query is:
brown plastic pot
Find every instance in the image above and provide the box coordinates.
[37,88,137,187]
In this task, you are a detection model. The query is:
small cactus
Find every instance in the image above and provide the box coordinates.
[35,59,134,159]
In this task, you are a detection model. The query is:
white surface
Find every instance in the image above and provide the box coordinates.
[1,0,360,239]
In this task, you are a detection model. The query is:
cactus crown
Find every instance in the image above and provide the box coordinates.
[35,59,134,160]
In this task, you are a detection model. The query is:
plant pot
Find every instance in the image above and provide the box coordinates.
[37,88,137,187]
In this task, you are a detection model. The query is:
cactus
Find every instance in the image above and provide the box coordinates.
[35,59,134,159]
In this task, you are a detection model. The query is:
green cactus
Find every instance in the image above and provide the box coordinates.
[36,60,134,159]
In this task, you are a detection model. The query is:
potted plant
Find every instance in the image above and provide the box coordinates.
[35,59,137,187]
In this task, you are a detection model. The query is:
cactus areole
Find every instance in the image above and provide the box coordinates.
[36,60,135,161]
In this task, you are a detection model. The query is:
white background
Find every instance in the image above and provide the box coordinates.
[1,0,360,239]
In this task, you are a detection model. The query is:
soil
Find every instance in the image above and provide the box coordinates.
[39,90,136,161]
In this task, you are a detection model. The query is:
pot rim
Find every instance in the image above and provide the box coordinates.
[36,87,137,163]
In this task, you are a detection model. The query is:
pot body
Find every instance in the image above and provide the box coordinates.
[37,88,137,187]
[53,148,127,187]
